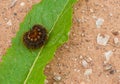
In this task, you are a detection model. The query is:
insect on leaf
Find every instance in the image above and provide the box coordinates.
[0,0,77,84]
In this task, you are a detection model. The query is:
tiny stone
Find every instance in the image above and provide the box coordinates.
[53,75,62,82]
[46,65,50,68]
[109,13,113,17]
[81,10,85,13]
[97,33,110,46]
[74,7,78,10]
[103,63,116,75]
[114,37,119,44]
[76,18,80,23]
[84,56,92,63]
[104,50,113,63]
[96,18,104,28]
[80,55,83,59]
[44,79,49,84]
[77,69,80,72]
[92,15,97,19]
[4,18,8,21]
[74,58,77,61]
[90,9,94,13]
[104,64,112,71]
[94,2,99,6]
[10,0,17,8]
[64,45,69,49]
[74,69,77,72]
[84,69,92,76]
[20,2,25,6]
[81,59,88,68]
[57,57,61,60]
[101,5,104,8]
[53,72,57,75]
[116,70,120,73]
[73,33,76,36]
[7,20,12,26]
[81,33,85,37]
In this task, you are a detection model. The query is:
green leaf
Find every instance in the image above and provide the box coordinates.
[0,0,77,84]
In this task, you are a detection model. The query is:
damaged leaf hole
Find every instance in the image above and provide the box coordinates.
[23,24,48,49]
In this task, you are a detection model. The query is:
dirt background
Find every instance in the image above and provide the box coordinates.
[0,0,120,84]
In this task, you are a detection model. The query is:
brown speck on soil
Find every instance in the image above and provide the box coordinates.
[0,0,120,84]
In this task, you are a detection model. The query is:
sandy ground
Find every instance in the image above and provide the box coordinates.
[0,0,120,84]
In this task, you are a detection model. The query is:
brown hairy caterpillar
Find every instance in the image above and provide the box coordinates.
[23,24,47,49]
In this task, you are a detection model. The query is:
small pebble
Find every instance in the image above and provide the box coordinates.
[74,69,77,72]
[109,13,113,17]
[81,33,85,37]
[74,7,78,10]
[96,18,104,28]
[76,18,81,23]
[80,55,83,59]
[81,10,85,13]
[84,69,92,76]
[53,75,62,82]
[20,2,25,6]
[104,63,116,74]
[97,33,110,46]
[84,56,92,63]
[64,45,69,49]
[94,2,99,6]
[4,18,8,21]
[81,59,88,68]
[104,50,113,63]
[44,79,49,84]
[7,20,12,26]
[46,65,50,68]
[92,15,97,19]
[114,37,119,44]
[10,0,17,8]
[100,5,104,8]
[90,9,94,13]
[104,64,112,71]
